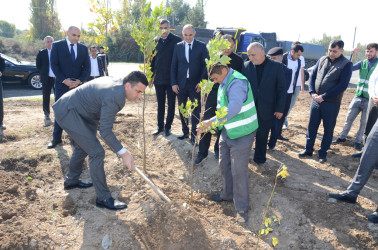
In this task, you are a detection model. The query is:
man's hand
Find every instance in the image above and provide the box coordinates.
[196,119,212,134]
[274,112,283,119]
[172,85,179,94]
[63,78,74,87]
[351,47,360,55]
[119,151,134,171]
[315,95,324,103]
[71,79,81,88]
[311,93,318,101]
[196,84,201,93]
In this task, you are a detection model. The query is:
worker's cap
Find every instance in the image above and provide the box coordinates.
[267,47,283,56]
[99,46,104,49]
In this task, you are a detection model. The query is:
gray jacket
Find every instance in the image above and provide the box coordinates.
[52,77,126,153]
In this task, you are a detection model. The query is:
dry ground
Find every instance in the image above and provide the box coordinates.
[0,88,377,249]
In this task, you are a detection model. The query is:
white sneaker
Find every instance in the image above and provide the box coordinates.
[282,124,288,130]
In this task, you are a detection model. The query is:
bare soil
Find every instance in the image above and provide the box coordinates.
[0,88,377,249]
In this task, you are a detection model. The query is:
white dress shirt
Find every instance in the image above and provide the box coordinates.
[369,66,378,98]
[90,56,100,77]
[47,48,55,77]
[185,41,193,78]
[66,38,77,59]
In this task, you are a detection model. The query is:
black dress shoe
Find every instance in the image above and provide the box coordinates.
[211,194,232,202]
[177,134,189,140]
[353,142,362,151]
[47,139,62,149]
[332,137,346,144]
[319,157,327,163]
[194,154,207,164]
[351,152,362,158]
[277,135,289,141]
[368,209,378,223]
[152,128,164,135]
[64,180,93,190]
[96,197,127,210]
[298,150,313,157]
[328,193,357,204]
[164,129,171,137]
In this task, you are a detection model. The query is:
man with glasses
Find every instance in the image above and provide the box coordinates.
[47,26,90,149]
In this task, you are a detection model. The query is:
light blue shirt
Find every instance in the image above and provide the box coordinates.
[66,38,77,59]
[211,68,248,123]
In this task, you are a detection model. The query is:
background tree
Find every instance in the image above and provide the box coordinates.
[87,0,117,47]
[29,0,62,40]
[0,20,16,38]
[167,0,190,26]
[308,33,342,54]
[130,1,171,172]
[183,0,207,28]
[106,0,148,62]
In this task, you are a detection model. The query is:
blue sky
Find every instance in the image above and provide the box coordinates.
[1,0,377,49]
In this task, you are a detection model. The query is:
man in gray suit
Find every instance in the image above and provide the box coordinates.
[328,119,378,223]
[53,71,148,210]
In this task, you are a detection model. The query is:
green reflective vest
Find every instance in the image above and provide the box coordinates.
[217,70,258,139]
[357,59,378,98]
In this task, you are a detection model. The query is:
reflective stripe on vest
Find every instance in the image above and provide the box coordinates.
[217,70,258,139]
[357,59,378,98]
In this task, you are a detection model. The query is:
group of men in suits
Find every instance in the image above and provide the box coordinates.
[36,32,108,130]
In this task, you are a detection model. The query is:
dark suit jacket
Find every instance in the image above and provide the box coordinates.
[52,77,126,153]
[50,39,90,94]
[242,58,286,120]
[171,39,209,88]
[0,55,5,75]
[151,33,182,85]
[36,48,51,84]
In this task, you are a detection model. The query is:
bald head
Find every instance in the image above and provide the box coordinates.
[182,24,196,44]
[67,26,81,44]
[247,42,266,65]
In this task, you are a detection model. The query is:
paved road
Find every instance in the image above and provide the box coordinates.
[3,63,140,99]
[3,62,359,99]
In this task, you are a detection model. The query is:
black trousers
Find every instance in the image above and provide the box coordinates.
[254,117,274,164]
[177,79,200,138]
[0,79,3,125]
[268,93,292,148]
[198,86,220,156]
[42,77,55,116]
[155,84,176,130]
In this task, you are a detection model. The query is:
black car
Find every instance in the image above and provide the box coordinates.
[1,53,42,90]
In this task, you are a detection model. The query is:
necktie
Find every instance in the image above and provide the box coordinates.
[188,43,192,61]
[70,44,75,63]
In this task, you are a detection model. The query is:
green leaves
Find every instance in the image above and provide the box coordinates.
[198,79,214,97]
[272,237,279,247]
[179,99,199,119]
[130,1,170,79]
[206,35,231,70]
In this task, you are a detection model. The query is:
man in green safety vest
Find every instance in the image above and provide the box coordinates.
[333,43,378,151]
[198,64,258,223]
